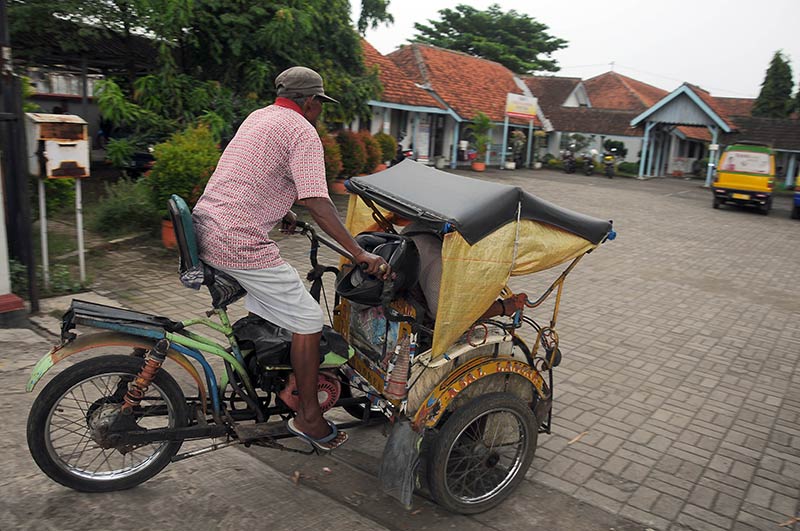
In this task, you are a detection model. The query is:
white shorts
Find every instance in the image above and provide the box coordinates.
[220,263,324,335]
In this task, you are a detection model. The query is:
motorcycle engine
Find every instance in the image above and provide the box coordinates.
[278,370,341,413]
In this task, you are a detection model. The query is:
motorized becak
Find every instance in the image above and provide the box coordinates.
[25,160,614,513]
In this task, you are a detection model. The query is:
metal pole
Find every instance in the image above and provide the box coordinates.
[449,120,459,169]
[485,127,492,165]
[75,178,86,283]
[499,116,509,169]
[786,153,797,188]
[646,130,657,177]
[654,131,664,177]
[638,122,651,179]
[37,179,49,288]
[526,121,533,168]
[705,126,718,187]
[412,113,419,159]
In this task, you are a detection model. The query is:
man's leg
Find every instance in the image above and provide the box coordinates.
[289,331,330,438]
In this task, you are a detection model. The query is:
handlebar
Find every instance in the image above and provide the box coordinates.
[293,220,356,264]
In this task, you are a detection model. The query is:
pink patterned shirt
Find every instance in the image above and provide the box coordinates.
[193,99,329,270]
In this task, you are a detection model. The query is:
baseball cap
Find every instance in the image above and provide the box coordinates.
[275,66,339,104]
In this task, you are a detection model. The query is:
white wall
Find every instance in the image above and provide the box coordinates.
[0,163,11,295]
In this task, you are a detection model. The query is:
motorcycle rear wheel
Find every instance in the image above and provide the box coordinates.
[27,355,187,492]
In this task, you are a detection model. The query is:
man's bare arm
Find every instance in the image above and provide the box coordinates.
[298,197,390,278]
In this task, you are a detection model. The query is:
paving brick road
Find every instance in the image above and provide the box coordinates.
[14,169,800,531]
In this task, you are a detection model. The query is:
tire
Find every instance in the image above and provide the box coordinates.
[712,197,721,209]
[791,205,800,219]
[759,198,772,216]
[425,392,538,514]
[27,355,187,492]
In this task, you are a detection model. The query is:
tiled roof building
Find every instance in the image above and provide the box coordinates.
[388,44,537,125]
[361,39,444,110]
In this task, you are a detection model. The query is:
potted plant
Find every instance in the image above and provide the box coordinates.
[373,132,396,170]
[144,124,220,248]
[468,112,492,172]
[508,130,526,170]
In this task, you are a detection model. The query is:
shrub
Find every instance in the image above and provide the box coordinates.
[547,158,562,169]
[104,138,136,170]
[542,152,556,163]
[336,130,367,177]
[144,125,220,217]
[29,178,76,217]
[89,178,160,236]
[358,131,382,173]
[617,162,639,175]
[373,132,397,163]
[318,128,343,183]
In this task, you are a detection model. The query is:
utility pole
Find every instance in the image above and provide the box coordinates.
[0,0,38,312]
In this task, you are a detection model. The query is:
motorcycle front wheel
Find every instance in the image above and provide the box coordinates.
[27,355,187,492]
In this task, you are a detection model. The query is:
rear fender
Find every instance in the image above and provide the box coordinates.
[412,356,549,430]
[26,331,207,411]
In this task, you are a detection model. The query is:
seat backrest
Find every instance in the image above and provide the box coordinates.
[167,195,200,273]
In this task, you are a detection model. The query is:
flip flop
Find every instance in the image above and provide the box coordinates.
[286,418,348,453]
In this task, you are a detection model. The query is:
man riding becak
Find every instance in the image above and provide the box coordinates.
[192,66,391,452]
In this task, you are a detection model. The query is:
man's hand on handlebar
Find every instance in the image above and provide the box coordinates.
[356,250,392,280]
[280,211,298,234]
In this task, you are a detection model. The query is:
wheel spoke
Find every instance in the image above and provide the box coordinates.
[441,405,530,505]
[44,369,176,481]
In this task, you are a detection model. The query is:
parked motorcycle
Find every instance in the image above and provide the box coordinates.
[391,133,413,166]
[583,151,596,176]
[562,146,576,174]
[603,148,617,178]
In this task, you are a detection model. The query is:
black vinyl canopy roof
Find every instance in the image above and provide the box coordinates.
[347,160,613,245]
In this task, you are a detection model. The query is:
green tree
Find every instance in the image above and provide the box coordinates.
[10,0,388,131]
[795,78,800,114]
[752,51,794,118]
[356,0,394,34]
[411,4,567,74]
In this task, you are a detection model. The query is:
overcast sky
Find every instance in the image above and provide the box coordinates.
[354,0,800,99]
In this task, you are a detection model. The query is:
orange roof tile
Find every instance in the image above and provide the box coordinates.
[676,126,712,141]
[361,40,444,110]
[684,84,736,130]
[584,72,668,112]
[388,44,536,125]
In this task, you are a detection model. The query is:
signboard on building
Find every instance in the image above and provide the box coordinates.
[505,94,537,120]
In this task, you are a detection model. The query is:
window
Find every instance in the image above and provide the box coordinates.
[720,151,771,174]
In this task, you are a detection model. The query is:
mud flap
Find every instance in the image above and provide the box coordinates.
[379,418,422,509]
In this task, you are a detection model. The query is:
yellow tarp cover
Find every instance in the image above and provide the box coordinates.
[343,194,595,357]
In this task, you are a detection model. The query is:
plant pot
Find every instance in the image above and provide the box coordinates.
[161,219,177,249]
[505,161,516,170]
[471,161,486,172]
[329,179,348,195]
[533,162,542,169]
